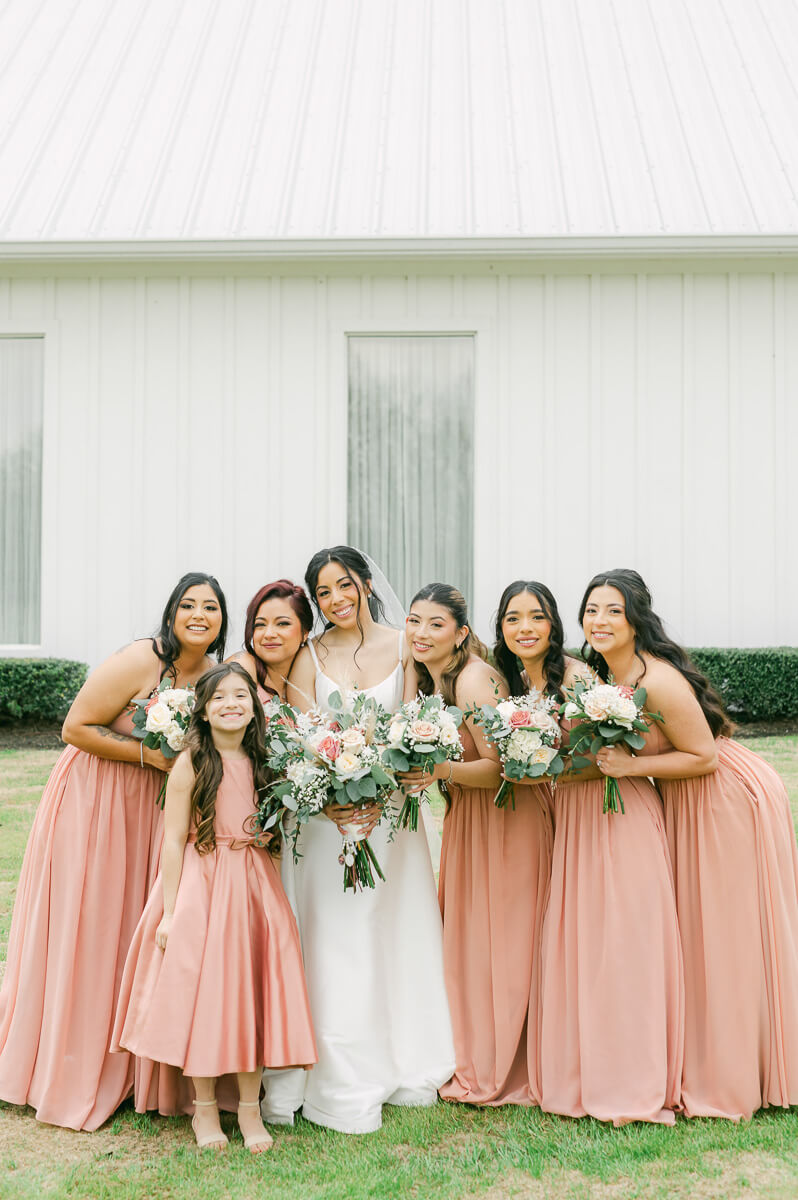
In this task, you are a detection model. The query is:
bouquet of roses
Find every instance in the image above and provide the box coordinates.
[380,693,464,831]
[131,680,195,806]
[254,690,398,891]
[562,678,661,814]
[469,691,565,809]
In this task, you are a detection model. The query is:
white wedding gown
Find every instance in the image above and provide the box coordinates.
[261,633,455,1133]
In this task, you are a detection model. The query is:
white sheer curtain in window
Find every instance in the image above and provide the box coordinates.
[0,337,43,644]
[347,335,475,609]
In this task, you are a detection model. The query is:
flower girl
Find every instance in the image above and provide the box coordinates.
[113,663,317,1151]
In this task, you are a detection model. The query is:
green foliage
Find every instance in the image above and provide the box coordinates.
[689,647,798,723]
[0,658,87,722]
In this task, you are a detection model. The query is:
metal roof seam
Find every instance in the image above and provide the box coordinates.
[323,0,363,237]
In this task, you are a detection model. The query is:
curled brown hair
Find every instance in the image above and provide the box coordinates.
[578,568,733,738]
[186,663,276,854]
[409,583,489,707]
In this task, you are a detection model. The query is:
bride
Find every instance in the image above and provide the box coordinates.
[261,546,455,1134]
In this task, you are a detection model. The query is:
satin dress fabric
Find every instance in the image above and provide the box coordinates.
[0,707,163,1130]
[113,755,317,1081]
[650,725,798,1119]
[438,720,554,1105]
[261,636,455,1134]
[539,745,684,1125]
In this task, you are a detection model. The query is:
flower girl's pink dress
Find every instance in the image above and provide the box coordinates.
[438,722,554,1105]
[650,725,798,1118]
[113,755,317,1081]
[0,705,162,1130]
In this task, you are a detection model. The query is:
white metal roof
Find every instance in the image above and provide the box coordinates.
[1,0,797,253]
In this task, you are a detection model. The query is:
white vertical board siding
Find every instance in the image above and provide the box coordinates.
[1,259,796,665]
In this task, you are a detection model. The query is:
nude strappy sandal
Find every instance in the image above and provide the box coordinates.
[191,1098,229,1150]
[237,1100,274,1153]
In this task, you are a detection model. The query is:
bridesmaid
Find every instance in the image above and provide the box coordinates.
[0,572,227,1130]
[261,547,454,1134]
[539,576,684,1126]
[591,569,798,1119]
[466,580,586,1104]
[400,583,540,1105]
[228,579,313,703]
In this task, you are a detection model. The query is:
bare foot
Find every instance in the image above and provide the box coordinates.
[192,1099,228,1150]
[237,1101,274,1154]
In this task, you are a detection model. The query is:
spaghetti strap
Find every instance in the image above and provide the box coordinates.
[307,640,320,671]
[397,630,404,665]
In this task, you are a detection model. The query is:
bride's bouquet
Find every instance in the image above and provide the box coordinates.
[131,680,195,806]
[254,691,398,891]
[380,694,464,831]
[562,678,661,814]
[469,691,565,809]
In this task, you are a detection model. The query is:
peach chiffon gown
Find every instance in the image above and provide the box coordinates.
[438,722,554,1105]
[113,755,317,1083]
[539,749,684,1125]
[0,704,163,1130]
[649,725,798,1118]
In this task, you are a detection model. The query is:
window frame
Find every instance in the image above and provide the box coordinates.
[0,322,59,656]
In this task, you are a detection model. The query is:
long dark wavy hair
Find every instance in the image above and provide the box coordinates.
[410,583,490,707]
[243,579,313,695]
[185,663,275,855]
[578,568,733,738]
[152,572,228,678]
[305,546,386,661]
[494,580,567,700]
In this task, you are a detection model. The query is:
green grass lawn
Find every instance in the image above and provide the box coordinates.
[1,741,798,1200]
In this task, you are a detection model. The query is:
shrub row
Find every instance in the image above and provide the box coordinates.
[689,648,798,724]
[0,650,795,725]
[0,659,88,722]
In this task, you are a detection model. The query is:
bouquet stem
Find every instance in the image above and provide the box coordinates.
[493,779,516,810]
[397,791,421,831]
[603,776,625,815]
[341,835,386,892]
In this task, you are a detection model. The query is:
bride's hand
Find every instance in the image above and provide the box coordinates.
[324,802,381,836]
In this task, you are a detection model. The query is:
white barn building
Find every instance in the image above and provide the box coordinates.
[1,0,797,665]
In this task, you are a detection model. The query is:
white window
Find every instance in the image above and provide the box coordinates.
[347,334,475,607]
[0,337,44,644]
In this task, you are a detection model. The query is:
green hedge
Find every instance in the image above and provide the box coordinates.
[689,648,798,724]
[0,658,88,722]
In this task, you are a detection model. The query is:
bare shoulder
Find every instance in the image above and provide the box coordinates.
[641,656,694,700]
[456,656,505,704]
[226,650,257,680]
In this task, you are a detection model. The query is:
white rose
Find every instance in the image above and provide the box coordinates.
[531,745,556,766]
[335,750,362,778]
[506,728,543,760]
[164,721,185,752]
[161,687,193,717]
[496,700,516,721]
[341,727,366,752]
[439,723,461,749]
[563,702,580,719]
[387,718,407,746]
[608,695,638,725]
[145,701,172,734]
[582,685,620,722]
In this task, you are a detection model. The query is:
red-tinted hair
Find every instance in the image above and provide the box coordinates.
[243,580,313,694]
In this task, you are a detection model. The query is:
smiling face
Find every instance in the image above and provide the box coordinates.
[252,597,305,668]
[313,561,370,630]
[406,599,468,669]
[204,671,255,735]
[501,589,552,665]
[582,585,635,657]
[173,584,223,653]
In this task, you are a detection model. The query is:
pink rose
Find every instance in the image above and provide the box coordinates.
[617,685,634,698]
[409,719,438,743]
[509,709,533,728]
[317,734,340,761]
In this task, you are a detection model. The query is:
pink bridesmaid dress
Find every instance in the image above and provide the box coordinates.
[113,756,317,1085]
[650,725,798,1118]
[0,705,163,1130]
[438,722,554,1105]
[540,757,684,1125]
